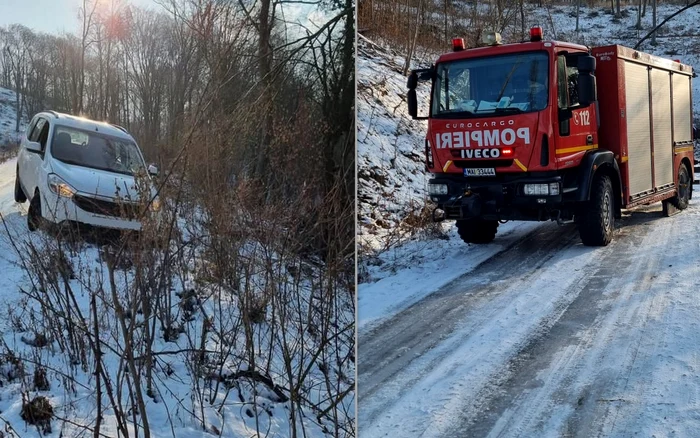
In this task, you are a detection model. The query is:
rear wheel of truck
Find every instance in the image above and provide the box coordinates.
[578,174,614,247]
[456,219,498,244]
[670,163,690,210]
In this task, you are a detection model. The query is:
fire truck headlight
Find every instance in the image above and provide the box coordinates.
[549,182,560,196]
[523,183,560,196]
[428,183,448,195]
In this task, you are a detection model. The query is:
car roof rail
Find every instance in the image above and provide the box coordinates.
[110,123,128,133]
[44,110,59,118]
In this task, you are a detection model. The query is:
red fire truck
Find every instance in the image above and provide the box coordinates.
[407,27,694,246]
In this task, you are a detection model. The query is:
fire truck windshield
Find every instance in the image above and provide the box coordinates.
[431,52,549,118]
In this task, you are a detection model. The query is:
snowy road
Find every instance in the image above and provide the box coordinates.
[358,196,700,437]
[0,157,21,216]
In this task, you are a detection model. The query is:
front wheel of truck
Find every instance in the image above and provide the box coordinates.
[578,174,614,246]
[456,219,498,244]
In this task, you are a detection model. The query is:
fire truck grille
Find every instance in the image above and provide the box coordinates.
[453,159,513,168]
[72,195,140,219]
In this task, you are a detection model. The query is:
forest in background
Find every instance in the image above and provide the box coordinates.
[358,0,699,74]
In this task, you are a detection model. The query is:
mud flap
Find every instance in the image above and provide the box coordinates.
[662,199,680,217]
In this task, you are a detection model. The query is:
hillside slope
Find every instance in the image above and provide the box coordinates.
[0,87,26,147]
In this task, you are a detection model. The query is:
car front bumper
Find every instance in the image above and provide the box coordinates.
[41,190,143,231]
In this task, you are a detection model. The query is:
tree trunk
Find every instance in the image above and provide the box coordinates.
[652,0,657,45]
[402,0,422,76]
[444,0,447,42]
[576,0,581,31]
[636,0,642,29]
[255,0,273,184]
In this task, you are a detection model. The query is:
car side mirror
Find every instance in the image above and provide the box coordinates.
[148,164,159,176]
[25,140,41,153]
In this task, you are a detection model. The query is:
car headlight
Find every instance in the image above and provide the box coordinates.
[47,174,76,198]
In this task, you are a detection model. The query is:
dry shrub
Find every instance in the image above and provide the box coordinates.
[21,395,53,433]
[33,367,50,391]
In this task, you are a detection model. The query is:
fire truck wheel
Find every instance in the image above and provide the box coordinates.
[455,219,498,244]
[670,164,690,210]
[578,174,614,246]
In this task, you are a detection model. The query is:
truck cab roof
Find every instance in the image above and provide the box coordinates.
[436,40,590,64]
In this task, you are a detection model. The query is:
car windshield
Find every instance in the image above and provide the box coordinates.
[50,126,146,176]
[431,52,549,117]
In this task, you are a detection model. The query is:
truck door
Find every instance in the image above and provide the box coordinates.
[555,53,598,168]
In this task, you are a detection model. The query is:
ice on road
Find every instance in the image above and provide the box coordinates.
[358,195,700,437]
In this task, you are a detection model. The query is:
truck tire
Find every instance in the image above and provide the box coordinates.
[456,219,498,244]
[27,192,42,232]
[670,163,690,210]
[14,171,26,203]
[578,174,614,246]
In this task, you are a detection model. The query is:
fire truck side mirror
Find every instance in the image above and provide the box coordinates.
[407,69,432,120]
[576,56,596,107]
[578,55,596,73]
[578,74,597,107]
[407,71,419,118]
[408,89,418,118]
[407,71,418,90]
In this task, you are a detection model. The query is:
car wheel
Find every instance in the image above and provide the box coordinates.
[27,192,42,232]
[14,170,26,203]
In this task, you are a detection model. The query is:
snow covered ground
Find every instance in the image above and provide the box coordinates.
[359,199,700,436]
[358,2,700,436]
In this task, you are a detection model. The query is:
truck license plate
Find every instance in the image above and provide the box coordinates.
[464,168,496,177]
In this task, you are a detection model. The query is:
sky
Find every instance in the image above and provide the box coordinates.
[0,0,157,35]
[0,0,329,38]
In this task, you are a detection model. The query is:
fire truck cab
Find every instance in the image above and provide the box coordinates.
[408,27,694,246]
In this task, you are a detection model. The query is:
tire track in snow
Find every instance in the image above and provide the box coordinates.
[448,205,694,437]
[594,208,700,436]
[358,223,576,403]
[358,222,612,437]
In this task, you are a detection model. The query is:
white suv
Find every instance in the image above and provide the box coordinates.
[15,111,160,231]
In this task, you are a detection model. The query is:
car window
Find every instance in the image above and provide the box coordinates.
[51,126,146,176]
[37,120,50,152]
[25,118,38,139]
[27,118,49,154]
[28,118,47,142]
